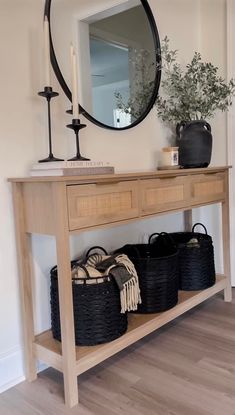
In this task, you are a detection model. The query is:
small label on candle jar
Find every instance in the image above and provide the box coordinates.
[161,147,179,167]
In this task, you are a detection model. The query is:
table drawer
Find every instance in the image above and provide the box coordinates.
[190,172,226,205]
[67,181,139,230]
[140,176,190,215]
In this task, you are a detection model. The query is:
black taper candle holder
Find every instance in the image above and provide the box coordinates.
[38,86,64,163]
[66,118,90,161]
[66,106,78,116]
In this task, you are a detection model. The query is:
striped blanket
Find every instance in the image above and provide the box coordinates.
[72,253,141,314]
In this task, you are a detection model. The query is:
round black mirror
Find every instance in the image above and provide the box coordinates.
[45,0,161,130]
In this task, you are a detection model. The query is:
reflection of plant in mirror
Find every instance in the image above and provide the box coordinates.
[114,49,155,120]
[156,37,235,123]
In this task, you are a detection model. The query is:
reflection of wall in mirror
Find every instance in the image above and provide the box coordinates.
[51,0,134,113]
[89,5,153,49]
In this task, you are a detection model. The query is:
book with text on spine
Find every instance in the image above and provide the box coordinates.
[31,160,112,170]
[30,166,115,177]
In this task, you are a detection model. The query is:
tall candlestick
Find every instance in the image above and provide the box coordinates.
[70,44,79,119]
[44,16,51,87]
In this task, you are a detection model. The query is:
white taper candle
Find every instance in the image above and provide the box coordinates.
[70,44,79,118]
[44,16,51,87]
[70,43,74,68]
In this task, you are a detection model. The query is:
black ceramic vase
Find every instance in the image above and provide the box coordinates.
[176,120,212,168]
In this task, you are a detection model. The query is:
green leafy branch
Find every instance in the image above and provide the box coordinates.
[114,48,156,120]
[156,37,235,123]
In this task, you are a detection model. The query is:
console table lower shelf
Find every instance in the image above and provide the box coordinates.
[9,167,231,408]
[34,275,226,377]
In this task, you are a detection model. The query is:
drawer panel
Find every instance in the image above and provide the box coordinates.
[140,176,190,215]
[67,181,139,230]
[191,172,226,204]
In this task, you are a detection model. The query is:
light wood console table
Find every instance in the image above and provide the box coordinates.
[9,166,232,408]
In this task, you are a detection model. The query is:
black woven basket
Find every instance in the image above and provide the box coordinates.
[170,223,216,291]
[115,233,179,313]
[50,247,128,346]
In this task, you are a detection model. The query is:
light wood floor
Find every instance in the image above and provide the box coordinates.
[1,291,235,415]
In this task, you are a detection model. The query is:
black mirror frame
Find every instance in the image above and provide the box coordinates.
[44,0,161,131]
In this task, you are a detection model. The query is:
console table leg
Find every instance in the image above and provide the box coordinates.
[184,209,193,231]
[12,183,37,381]
[52,183,78,407]
[222,173,232,302]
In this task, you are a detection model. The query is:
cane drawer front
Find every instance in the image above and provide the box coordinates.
[140,176,190,215]
[190,172,226,205]
[67,181,139,230]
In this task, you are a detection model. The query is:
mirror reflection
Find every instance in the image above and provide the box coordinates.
[50,0,161,129]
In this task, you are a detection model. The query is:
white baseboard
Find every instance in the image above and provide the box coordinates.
[0,375,26,394]
[0,346,25,393]
[0,347,48,394]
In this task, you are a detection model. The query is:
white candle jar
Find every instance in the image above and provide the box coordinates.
[161,147,179,167]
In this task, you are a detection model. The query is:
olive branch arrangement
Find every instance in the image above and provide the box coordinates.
[155,37,235,123]
[114,37,235,124]
[114,48,156,121]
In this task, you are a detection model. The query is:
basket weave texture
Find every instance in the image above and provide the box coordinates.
[50,248,128,346]
[115,233,179,313]
[169,223,216,291]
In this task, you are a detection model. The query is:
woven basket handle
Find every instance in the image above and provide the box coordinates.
[148,233,161,244]
[50,265,58,276]
[85,246,108,258]
[149,232,177,249]
[149,232,175,245]
[192,223,208,235]
[50,263,79,276]
[51,262,91,279]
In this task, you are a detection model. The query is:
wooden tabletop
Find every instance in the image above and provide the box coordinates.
[8,166,231,184]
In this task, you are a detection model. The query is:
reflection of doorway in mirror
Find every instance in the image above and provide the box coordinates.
[76,0,156,128]
[90,37,130,126]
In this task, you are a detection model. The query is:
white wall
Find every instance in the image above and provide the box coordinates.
[227,0,235,286]
[200,0,227,166]
[0,0,230,393]
[0,0,43,391]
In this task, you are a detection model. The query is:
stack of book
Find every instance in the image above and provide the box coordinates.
[30,161,115,176]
